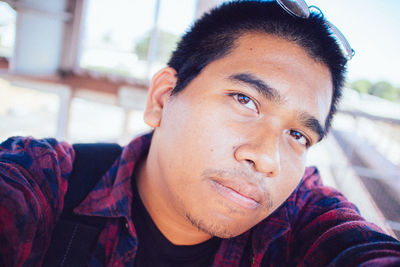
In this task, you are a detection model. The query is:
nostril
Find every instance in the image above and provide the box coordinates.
[246,159,255,166]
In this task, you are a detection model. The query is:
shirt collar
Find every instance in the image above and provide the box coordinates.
[73,132,153,218]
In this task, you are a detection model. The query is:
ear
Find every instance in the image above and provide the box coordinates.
[144,67,177,128]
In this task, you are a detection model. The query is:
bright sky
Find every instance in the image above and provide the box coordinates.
[306,0,400,87]
[85,0,400,87]
[84,0,196,51]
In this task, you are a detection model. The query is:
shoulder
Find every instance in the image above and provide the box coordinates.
[287,167,400,265]
[252,167,400,265]
[0,135,75,206]
[0,136,75,266]
[286,166,365,239]
[0,135,75,207]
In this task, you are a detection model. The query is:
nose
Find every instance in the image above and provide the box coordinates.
[234,135,281,177]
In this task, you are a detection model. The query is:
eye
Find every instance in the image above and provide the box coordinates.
[288,130,311,147]
[231,93,258,112]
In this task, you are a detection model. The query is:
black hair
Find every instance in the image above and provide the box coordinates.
[167,0,348,133]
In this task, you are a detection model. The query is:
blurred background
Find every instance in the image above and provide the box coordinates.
[0,0,399,239]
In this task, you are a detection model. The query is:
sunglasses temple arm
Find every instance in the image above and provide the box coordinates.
[326,20,355,60]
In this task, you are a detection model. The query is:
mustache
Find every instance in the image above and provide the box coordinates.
[201,168,265,183]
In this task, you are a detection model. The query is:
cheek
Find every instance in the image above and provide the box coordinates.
[166,98,237,155]
[269,143,306,207]
[158,98,231,181]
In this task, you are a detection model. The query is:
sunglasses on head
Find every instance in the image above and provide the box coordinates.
[276,0,355,60]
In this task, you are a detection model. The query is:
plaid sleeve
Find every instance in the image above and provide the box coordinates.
[0,137,74,267]
[289,167,400,266]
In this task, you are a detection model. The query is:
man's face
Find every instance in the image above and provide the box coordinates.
[144,33,332,239]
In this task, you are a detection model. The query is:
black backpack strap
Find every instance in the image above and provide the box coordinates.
[43,143,122,267]
[63,143,123,214]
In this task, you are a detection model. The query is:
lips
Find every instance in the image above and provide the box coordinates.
[210,179,262,210]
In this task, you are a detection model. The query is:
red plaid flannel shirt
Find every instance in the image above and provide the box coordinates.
[1,134,400,266]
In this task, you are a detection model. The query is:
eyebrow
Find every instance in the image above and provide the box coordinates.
[228,72,326,142]
[298,112,326,142]
[228,73,283,103]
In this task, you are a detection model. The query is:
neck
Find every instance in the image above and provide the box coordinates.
[136,145,212,245]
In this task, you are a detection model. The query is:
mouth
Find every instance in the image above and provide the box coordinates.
[210,179,261,210]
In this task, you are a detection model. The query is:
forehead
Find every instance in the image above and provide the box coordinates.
[198,32,333,124]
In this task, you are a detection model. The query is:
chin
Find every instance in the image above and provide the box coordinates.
[185,210,257,239]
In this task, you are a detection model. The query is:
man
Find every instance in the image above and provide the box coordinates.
[1,0,399,266]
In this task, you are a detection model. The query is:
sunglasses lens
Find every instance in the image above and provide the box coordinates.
[276,0,310,18]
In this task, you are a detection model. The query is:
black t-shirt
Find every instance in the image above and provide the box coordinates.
[131,179,221,267]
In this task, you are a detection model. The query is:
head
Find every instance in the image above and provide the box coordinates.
[140,0,348,243]
[168,0,347,132]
